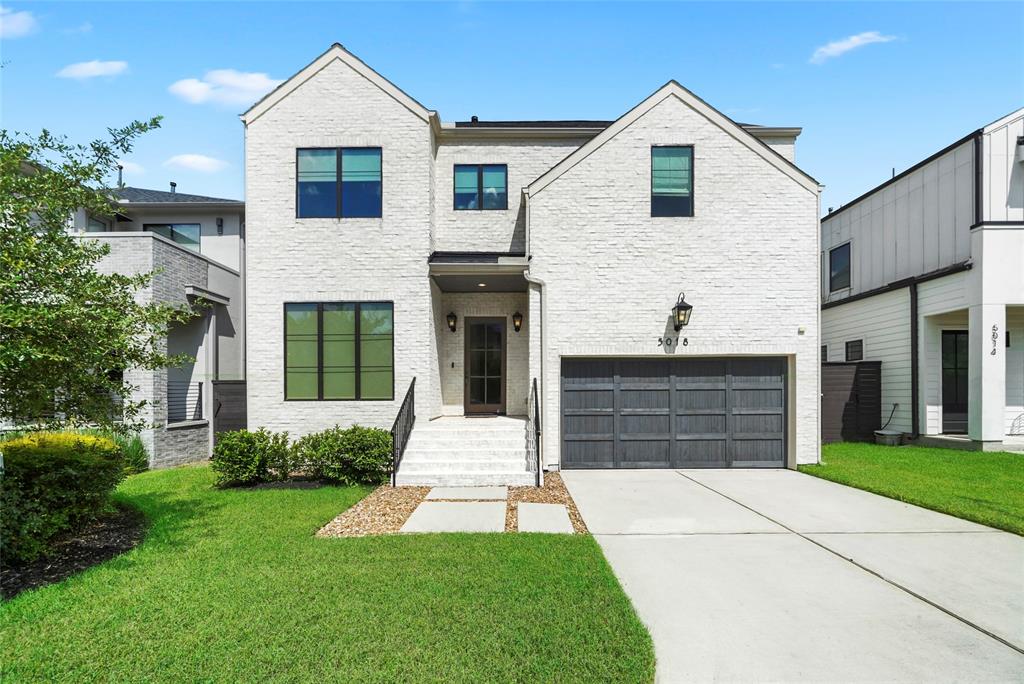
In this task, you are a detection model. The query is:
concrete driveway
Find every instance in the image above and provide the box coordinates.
[562,469,1024,683]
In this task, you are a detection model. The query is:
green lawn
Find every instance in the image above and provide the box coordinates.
[2,466,653,682]
[801,443,1024,535]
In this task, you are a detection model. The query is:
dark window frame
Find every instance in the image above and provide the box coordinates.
[821,345,828,363]
[295,147,383,219]
[283,300,395,401]
[845,339,864,362]
[829,242,852,292]
[143,222,202,252]
[651,144,695,218]
[453,163,508,211]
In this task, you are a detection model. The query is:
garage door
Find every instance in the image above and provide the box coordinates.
[561,357,786,469]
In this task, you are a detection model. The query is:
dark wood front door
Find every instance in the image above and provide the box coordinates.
[942,330,969,433]
[465,318,506,414]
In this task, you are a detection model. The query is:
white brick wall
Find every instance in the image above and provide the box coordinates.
[528,94,821,466]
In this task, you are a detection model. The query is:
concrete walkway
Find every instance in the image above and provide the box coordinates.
[562,469,1024,683]
[400,486,574,534]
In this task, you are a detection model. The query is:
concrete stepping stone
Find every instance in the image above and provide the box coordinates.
[517,503,574,534]
[426,486,507,501]
[401,501,506,533]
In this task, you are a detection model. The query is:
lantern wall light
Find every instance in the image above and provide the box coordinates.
[446,312,457,333]
[672,292,693,331]
[512,311,523,333]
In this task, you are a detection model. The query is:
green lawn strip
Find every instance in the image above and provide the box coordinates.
[801,443,1024,535]
[2,466,654,683]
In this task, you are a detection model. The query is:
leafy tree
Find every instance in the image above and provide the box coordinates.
[0,118,196,431]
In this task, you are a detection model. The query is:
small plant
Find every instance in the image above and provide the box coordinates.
[210,429,292,487]
[0,432,126,564]
[295,425,392,486]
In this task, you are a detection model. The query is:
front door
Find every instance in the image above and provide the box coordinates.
[942,330,969,434]
[465,318,506,414]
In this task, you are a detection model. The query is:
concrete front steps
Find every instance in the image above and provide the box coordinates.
[394,416,534,486]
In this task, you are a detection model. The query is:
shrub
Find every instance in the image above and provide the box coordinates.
[296,425,392,486]
[210,429,292,487]
[78,429,149,474]
[0,432,126,564]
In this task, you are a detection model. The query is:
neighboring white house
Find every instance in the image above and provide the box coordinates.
[821,108,1024,451]
[243,44,821,484]
[75,184,246,467]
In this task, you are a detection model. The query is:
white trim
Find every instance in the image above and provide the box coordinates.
[241,43,435,125]
[526,81,819,197]
[982,107,1024,134]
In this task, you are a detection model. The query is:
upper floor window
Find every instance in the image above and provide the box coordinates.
[829,242,851,292]
[651,146,693,217]
[145,223,200,253]
[845,339,863,362]
[284,301,394,401]
[87,215,110,232]
[297,148,382,219]
[454,164,507,210]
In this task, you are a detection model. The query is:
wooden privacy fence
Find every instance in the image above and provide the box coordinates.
[821,362,882,443]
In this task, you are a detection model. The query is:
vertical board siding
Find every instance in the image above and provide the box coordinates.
[982,111,1024,223]
[821,362,882,442]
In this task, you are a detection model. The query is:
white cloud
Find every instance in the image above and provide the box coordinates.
[168,69,283,106]
[56,60,128,80]
[117,160,144,175]
[810,31,897,64]
[63,21,93,34]
[164,154,228,173]
[0,5,38,38]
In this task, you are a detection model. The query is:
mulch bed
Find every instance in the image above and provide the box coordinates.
[1,505,147,600]
[318,472,587,537]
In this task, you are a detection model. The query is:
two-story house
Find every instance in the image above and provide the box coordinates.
[244,44,821,485]
[821,108,1024,451]
[77,183,246,467]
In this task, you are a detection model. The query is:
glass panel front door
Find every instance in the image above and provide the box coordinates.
[941,330,968,434]
[466,319,505,413]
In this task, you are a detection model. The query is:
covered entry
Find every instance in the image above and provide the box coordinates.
[561,357,787,469]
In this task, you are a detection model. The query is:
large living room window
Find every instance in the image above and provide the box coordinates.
[296,148,382,218]
[284,302,394,400]
[144,223,201,252]
[651,146,693,217]
[829,242,851,292]
[454,164,507,210]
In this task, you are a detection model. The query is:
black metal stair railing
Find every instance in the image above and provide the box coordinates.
[390,378,416,486]
[531,377,542,487]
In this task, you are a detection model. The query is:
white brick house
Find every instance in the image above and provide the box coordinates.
[821,108,1024,451]
[243,44,821,484]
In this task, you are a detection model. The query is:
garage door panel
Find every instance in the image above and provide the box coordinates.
[731,438,784,465]
[562,414,614,436]
[620,413,672,436]
[618,440,672,468]
[621,389,670,408]
[563,389,613,411]
[732,413,783,434]
[563,440,614,468]
[676,414,727,434]
[676,388,726,410]
[676,439,727,466]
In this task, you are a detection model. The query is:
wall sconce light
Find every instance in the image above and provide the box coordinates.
[446,312,457,333]
[512,311,523,332]
[672,292,693,331]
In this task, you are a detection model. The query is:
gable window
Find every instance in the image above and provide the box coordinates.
[829,243,851,292]
[651,146,693,217]
[454,164,507,210]
[284,302,394,400]
[845,339,863,362]
[145,223,200,252]
[296,148,382,218]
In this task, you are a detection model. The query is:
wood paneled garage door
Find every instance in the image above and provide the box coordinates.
[560,357,787,469]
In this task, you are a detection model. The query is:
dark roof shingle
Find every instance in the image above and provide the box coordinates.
[113,186,242,204]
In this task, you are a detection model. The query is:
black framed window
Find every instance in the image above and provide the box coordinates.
[454,164,507,210]
[284,302,393,400]
[651,146,693,217]
[144,223,200,252]
[845,339,863,362]
[829,243,851,292]
[821,345,828,362]
[296,148,382,218]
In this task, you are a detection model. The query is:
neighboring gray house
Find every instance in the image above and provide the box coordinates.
[821,108,1024,451]
[243,44,821,485]
[76,184,245,467]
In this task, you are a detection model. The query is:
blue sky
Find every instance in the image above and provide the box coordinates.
[2,2,1021,211]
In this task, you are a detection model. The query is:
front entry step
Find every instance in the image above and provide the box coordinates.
[395,416,533,487]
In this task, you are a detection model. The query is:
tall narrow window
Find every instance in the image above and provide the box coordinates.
[829,243,851,292]
[821,345,828,362]
[296,148,381,218]
[284,302,393,400]
[453,164,507,210]
[144,223,201,252]
[651,146,693,217]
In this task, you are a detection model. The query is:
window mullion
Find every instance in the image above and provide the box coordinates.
[337,148,343,218]
[317,304,325,400]
[354,303,362,400]
[477,166,483,211]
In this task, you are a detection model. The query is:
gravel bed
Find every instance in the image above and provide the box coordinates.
[506,473,588,534]
[317,486,429,537]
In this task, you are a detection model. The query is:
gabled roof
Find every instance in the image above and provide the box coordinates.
[114,186,243,205]
[526,81,819,197]
[241,43,434,125]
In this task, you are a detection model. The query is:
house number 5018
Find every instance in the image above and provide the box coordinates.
[991,324,999,356]
[658,337,688,347]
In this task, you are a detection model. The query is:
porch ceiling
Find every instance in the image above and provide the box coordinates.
[432,272,528,292]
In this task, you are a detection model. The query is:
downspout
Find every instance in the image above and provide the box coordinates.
[522,187,549,470]
[910,282,920,438]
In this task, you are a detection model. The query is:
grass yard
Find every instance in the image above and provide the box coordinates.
[2,466,654,682]
[801,443,1024,535]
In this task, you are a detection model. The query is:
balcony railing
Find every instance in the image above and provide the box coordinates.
[167,380,203,423]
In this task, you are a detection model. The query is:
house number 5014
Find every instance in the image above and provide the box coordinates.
[991,324,999,356]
